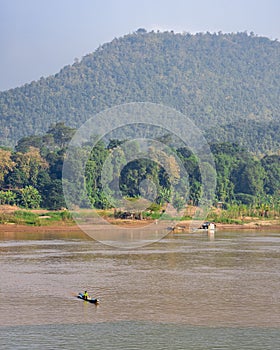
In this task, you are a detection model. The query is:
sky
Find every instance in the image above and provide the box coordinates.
[0,0,279,91]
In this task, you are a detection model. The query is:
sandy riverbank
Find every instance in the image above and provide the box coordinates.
[1,205,279,234]
[0,218,279,235]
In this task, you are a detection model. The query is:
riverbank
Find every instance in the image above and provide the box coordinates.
[0,219,279,235]
[169,219,280,233]
[0,205,279,234]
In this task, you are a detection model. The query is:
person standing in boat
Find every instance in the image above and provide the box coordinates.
[83,291,89,300]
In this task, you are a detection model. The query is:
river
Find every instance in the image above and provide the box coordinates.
[0,229,279,349]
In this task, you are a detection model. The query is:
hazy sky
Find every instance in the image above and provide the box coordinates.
[0,0,279,91]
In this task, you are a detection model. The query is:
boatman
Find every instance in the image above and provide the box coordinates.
[83,291,89,300]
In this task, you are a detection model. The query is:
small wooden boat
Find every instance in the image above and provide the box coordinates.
[77,293,99,304]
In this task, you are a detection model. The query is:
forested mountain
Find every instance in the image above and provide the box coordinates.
[0,30,279,153]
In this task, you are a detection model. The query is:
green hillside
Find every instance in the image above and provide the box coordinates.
[0,30,279,153]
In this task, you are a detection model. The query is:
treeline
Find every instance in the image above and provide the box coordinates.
[0,30,280,153]
[0,123,75,209]
[0,123,279,211]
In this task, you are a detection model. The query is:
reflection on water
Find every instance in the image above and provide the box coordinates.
[77,221,173,248]
[0,230,279,348]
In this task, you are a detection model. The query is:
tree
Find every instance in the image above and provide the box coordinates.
[41,180,66,210]
[261,155,280,195]
[18,186,41,209]
[0,190,16,205]
[156,187,171,205]
[46,150,64,180]
[0,149,15,186]
[233,160,265,197]
[15,135,43,153]
[6,147,48,189]
[85,141,109,206]
[46,122,75,148]
[172,193,185,212]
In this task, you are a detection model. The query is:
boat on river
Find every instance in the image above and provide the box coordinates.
[199,221,216,231]
[77,293,99,304]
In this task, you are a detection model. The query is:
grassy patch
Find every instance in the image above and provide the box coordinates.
[0,210,74,226]
[179,215,192,221]
[13,211,41,225]
[37,211,74,225]
[142,211,161,220]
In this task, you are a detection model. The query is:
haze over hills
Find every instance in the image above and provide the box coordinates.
[0,30,279,153]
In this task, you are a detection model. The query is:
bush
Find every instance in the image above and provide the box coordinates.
[147,203,162,212]
[18,186,41,209]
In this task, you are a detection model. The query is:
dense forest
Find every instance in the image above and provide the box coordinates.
[0,30,280,153]
[0,123,279,213]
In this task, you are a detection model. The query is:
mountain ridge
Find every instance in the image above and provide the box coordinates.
[0,30,279,153]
